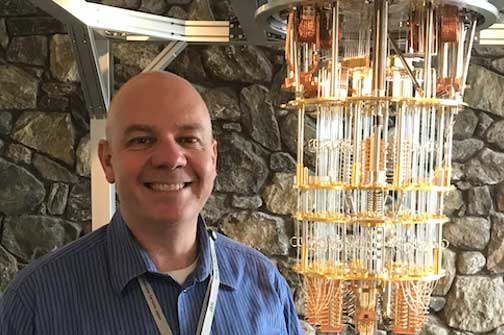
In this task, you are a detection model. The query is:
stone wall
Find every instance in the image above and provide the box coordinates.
[2,1,504,334]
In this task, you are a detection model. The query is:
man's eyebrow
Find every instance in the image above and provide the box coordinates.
[176,123,205,132]
[123,124,155,136]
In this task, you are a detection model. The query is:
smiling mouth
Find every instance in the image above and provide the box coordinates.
[144,182,191,192]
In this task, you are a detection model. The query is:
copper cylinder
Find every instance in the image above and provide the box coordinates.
[439,5,459,43]
[298,5,317,43]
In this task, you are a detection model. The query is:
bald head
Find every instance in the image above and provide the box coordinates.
[106,71,211,143]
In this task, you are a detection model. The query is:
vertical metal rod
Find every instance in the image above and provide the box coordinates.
[423,2,434,98]
[297,105,306,187]
[372,0,388,96]
[461,20,478,96]
[331,1,340,97]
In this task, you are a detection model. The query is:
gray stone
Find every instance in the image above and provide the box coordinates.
[464,148,504,185]
[2,215,80,262]
[270,152,296,172]
[443,217,490,250]
[209,0,233,20]
[476,112,494,137]
[0,158,45,216]
[66,181,91,222]
[231,195,262,209]
[0,112,12,134]
[433,248,457,296]
[6,17,65,36]
[487,213,504,273]
[202,45,273,83]
[76,135,90,177]
[465,65,504,118]
[169,47,207,82]
[493,57,504,74]
[187,0,214,20]
[497,183,504,212]
[429,296,446,312]
[13,112,75,165]
[166,6,188,20]
[493,326,504,335]
[457,251,486,275]
[452,162,464,181]
[241,85,281,150]
[220,211,289,256]
[299,321,316,335]
[32,154,78,183]
[420,315,450,335]
[0,138,4,152]
[0,19,8,50]
[486,120,504,151]
[0,0,38,16]
[113,42,161,83]
[50,34,79,82]
[221,123,241,132]
[6,143,31,165]
[70,94,90,132]
[444,276,504,332]
[215,132,269,194]
[262,173,296,215]
[139,0,167,14]
[271,65,294,107]
[201,193,229,226]
[452,138,484,162]
[41,81,76,96]
[47,183,70,216]
[466,186,493,216]
[102,0,140,9]
[0,245,18,294]
[6,36,48,66]
[0,65,38,109]
[453,109,478,140]
[201,87,240,121]
[474,45,504,58]
[443,189,464,217]
[280,112,316,168]
[39,95,70,113]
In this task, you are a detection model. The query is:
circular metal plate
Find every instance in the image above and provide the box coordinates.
[255,0,501,37]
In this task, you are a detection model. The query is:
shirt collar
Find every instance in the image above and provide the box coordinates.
[107,211,238,293]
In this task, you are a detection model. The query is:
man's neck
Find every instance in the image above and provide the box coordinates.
[125,216,199,272]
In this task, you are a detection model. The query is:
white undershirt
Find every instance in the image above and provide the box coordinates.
[165,258,198,285]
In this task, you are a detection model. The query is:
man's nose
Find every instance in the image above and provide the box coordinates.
[150,138,187,169]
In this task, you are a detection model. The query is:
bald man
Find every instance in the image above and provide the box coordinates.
[0,72,302,335]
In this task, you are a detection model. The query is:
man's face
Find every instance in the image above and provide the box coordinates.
[100,84,217,227]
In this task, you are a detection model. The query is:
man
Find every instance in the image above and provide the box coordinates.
[0,72,302,335]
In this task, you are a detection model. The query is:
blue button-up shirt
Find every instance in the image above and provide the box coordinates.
[0,212,302,335]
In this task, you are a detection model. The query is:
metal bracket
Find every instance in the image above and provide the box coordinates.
[143,41,188,72]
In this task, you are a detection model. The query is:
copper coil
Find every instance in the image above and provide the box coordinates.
[298,6,317,43]
[305,278,344,332]
[391,282,430,334]
[439,5,459,43]
[361,137,386,184]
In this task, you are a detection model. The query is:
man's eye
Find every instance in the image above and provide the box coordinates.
[178,137,200,145]
[128,137,155,147]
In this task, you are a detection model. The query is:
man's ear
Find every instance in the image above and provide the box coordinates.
[98,139,115,183]
[211,139,217,169]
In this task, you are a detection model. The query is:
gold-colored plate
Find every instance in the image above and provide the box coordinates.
[294,212,448,226]
[286,96,466,108]
[293,265,446,282]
